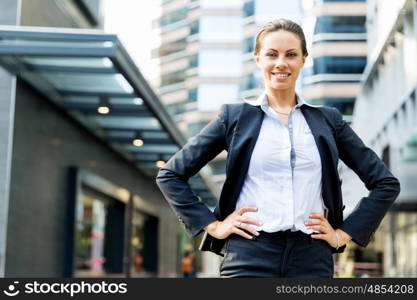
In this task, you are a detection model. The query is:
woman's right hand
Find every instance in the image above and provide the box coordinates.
[203,206,262,239]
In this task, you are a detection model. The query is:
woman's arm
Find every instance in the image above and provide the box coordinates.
[331,107,401,247]
[156,104,228,237]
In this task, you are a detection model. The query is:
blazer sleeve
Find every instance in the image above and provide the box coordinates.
[156,104,228,237]
[331,107,401,247]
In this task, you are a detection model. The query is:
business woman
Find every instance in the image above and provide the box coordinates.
[156,19,401,278]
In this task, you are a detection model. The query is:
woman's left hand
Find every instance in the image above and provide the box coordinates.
[305,213,352,248]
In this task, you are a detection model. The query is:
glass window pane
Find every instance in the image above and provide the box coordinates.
[198,50,241,77]
[199,16,241,42]
[91,116,162,130]
[39,72,134,93]
[22,57,113,69]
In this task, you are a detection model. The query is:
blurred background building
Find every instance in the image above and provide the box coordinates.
[339,0,417,277]
[302,0,367,123]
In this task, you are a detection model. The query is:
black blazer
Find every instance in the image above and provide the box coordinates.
[156,100,401,256]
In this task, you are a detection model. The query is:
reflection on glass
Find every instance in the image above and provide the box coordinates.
[130,210,159,277]
[39,71,133,94]
[131,212,145,276]
[75,195,107,276]
[22,57,114,69]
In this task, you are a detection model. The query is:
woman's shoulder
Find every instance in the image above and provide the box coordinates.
[304,104,341,118]
[220,102,246,115]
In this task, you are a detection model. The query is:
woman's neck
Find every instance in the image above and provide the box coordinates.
[265,88,297,109]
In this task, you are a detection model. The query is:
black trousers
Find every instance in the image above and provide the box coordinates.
[220,229,334,278]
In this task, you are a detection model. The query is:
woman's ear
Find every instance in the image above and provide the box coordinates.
[254,53,260,68]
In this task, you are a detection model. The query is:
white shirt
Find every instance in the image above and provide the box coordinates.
[235,92,325,234]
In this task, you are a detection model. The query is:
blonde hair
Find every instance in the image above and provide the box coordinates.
[254,18,308,57]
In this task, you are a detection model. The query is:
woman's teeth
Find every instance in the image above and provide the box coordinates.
[272,73,290,78]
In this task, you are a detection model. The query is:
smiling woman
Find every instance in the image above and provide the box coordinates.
[253,19,309,122]
[156,18,401,278]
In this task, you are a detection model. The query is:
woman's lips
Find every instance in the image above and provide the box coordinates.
[271,72,291,81]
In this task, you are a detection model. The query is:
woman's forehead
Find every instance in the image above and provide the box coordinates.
[261,31,301,51]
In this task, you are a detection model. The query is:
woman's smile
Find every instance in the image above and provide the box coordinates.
[271,72,291,81]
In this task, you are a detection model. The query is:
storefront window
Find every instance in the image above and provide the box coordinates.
[75,194,107,276]
[131,210,159,277]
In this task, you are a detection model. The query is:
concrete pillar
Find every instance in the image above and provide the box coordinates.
[0,0,21,277]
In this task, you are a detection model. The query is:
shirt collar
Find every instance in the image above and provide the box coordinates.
[244,90,319,109]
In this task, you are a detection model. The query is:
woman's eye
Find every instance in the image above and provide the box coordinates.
[266,53,296,57]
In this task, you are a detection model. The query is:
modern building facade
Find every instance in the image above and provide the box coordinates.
[155,0,244,193]
[302,0,367,122]
[340,0,417,277]
[0,0,218,277]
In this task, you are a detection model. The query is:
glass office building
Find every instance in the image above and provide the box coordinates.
[341,0,417,277]
[302,0,367,122]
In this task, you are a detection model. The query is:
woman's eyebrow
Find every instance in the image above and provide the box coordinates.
[267,48,298,52]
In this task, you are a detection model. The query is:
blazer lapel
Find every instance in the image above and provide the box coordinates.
[219,103,264,218]
[301,106,340,224]
[301,106,338,168]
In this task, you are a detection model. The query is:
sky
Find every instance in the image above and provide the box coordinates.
[103,0,162,83]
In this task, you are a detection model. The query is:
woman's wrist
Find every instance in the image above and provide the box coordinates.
[204,220,220,234]
[335,229,352,247]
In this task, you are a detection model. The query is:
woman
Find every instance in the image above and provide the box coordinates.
[156,19,400,278]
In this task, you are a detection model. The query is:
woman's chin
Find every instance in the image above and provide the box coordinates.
[268,83,292,91]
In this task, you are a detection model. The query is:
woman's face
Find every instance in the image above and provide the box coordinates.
[255,30,306,92]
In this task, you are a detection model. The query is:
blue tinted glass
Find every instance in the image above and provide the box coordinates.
[243,0,254,17]
[311,98,355,115]
[313,57,366,74]
[159,7,187,27]
[315,16,366,34]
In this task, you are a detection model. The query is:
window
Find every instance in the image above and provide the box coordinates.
[313,57,366,74]
[190,20,199,35]
[242,36,255,54]
[189,54,198,68]
[161,70,187,86]
[243,1,255,17]
[310,97,355,115]
[157,39,187,57]
[159,7,188,27]
[199,16,241,42]
[198,50,241,77]
[240,74,256,91]
[315,16,366,34]
[188,88,197,101]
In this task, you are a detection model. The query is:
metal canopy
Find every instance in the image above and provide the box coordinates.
[0,25,218,207]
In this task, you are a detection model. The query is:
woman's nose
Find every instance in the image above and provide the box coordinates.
[274,57,288,68]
